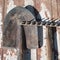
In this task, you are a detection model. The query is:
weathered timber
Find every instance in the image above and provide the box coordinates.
[37,0,52,60]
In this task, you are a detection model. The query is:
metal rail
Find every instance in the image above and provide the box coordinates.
[19,19,60,27]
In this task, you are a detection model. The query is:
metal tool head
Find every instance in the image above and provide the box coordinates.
[3,6,38,49]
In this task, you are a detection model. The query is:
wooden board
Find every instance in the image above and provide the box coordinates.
[34,0,41,60]
[57,0,60,18]
[56,0,60,60]
[0,0,4,60]
[37,0,52,60]
[56,27,60,60]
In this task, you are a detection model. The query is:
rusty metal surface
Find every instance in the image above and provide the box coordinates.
[3,6,38,49]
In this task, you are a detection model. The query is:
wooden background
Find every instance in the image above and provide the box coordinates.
[0,0,60,60]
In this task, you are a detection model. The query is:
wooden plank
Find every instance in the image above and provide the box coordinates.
[0,0,3,48]
[40,26,52,60]
[39,0,52,19]
[56,27,60,60]
[0,0,4,60]
[24,0,34,6]
[37,0,52,60]
[0,48,3,60]
[3,0,24,60]
[57,0,60,18]
[34,0,40,12]
[4,0,24,17]
[34,0,41,60]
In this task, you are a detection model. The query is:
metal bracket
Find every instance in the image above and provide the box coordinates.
[19,19,60,27]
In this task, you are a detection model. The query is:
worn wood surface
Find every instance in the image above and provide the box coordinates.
[3,0,22,60]
[36,0,52,60]
[0,0,4,60]
[56,0,60,60]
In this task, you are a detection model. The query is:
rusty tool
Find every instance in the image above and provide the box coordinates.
[3,6,38,49]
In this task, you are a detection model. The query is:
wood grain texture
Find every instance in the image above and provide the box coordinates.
[56,27,60,60]
[0,0,3,48]
[0,0,4,60]
[56,0,60,60]
[34,0,41,60]
[37,0,52,60]
[54,0,60,60]
[57,0,59,19]
[56,0,60,58]
[3,48,18,60]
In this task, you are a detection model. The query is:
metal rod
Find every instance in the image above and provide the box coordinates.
[19,21,60,27]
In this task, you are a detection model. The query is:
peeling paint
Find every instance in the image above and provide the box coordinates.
[7,0,16,13]
[4,1,18,59]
